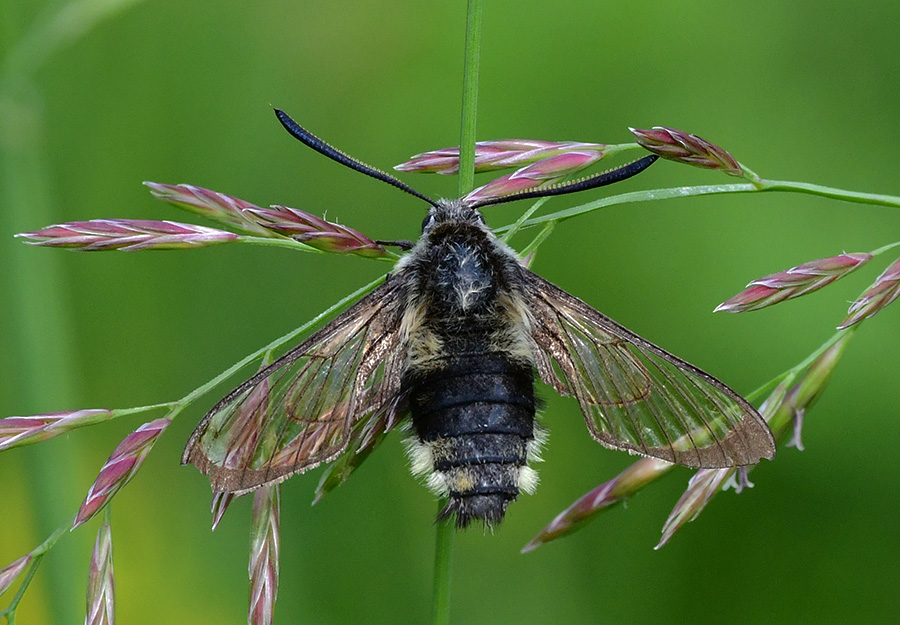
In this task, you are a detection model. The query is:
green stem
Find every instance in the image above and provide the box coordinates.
[745,330,854,404]
[495,183,756,232]
[501,197,550,244]
[869,240,900,256]
[759,178,900,207]
[431,501,454,625]
[112,402,177,416]
[518,220,556,261]
[601,142,644,158]
[495,178,900,234]
[457,0,483,197]
[432,2,483,623]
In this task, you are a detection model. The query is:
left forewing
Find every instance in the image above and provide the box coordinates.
[523,270,775,468]
[182,279,407,494]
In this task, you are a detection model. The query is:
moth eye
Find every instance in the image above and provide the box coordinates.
[422,214,437,232]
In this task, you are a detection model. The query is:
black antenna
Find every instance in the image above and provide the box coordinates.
[274,109,439,208]
[467,155,659,209]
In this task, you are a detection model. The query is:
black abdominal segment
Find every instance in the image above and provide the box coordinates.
[408,354,535,528]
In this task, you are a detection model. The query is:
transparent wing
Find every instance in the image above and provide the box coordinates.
[524,271,775,468]
[182,280,407,494]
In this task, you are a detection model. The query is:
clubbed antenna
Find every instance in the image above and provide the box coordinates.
[466,155,658,209]
[274,109,439,208]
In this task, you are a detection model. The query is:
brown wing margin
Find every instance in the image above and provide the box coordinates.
[182,279,407,494]
[523,270,775,468]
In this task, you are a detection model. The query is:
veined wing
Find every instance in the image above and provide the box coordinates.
[183,279,407,494]
[524,271,775,468]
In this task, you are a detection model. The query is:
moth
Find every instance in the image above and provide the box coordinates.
[183,109,776,528]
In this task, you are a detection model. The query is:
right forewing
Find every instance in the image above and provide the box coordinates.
[182,279,407,494]
[524,271,775,469]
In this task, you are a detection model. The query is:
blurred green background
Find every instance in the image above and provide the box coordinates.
[2,1,899,623]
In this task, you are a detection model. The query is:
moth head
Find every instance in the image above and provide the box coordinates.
[421,199,487,234]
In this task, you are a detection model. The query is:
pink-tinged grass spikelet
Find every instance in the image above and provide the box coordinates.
[463,151,604,204]
[716,252,872,313]
[521,457,672,552]
[211,492,236,531]
[249,486,280,625]
[763,333,852,437]
[0,555,32,598]
[394,139,606,175]
[0,409,113,452]
[85,513,114,625]
[145,183,389,257]
[0,524,70,620]
[17,220,239,251]
[73,418,171,529]
[244,205,388,258]
[144,182,271,234]
[630,126,743,176]
[839,256,900,329]
[656,468,734,549]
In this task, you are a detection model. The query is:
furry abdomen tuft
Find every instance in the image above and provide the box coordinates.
[407,354,537,528]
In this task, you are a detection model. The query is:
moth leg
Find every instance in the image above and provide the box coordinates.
[376,239,415,251]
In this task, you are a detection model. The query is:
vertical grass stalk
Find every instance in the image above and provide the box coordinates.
[432,2,484,624]
[457,0,483,197]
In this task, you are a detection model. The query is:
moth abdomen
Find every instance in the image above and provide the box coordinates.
[407,353,539,528]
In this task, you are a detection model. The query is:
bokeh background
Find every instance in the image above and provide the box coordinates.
[2,1,899,623]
